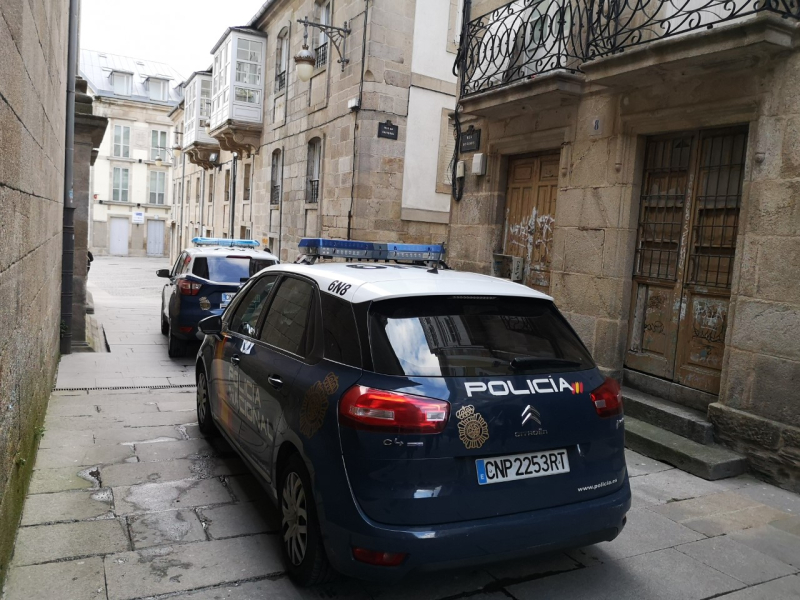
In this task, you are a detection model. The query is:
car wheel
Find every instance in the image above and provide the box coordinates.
[280,454,335,586]
[196,370,217,436]
[160,310,169,336]
[167,323,185,358]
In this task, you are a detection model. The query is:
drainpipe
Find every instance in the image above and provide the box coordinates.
[199,169,205,235]
[346,0,370,241]
[178,149,186,249]
[277,147,284,259]
[60,0,79,355]
[229,153,238,236]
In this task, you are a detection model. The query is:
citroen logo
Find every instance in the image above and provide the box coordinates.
[521,405,541,426]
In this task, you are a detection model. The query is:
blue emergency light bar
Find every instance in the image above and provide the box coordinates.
[191,237,260,248]
[298,238,445,262]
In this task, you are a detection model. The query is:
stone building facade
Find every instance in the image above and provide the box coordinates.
[82,50,183,257]
[170,0,462,263]
[0,0,70,582]
[449,0,800,489]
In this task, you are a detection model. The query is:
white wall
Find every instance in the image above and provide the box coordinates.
[401,86,454,214]
[411,0,458,83]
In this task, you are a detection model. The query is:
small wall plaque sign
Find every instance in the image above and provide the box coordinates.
[460,126,481,153]
[378,120,399,140]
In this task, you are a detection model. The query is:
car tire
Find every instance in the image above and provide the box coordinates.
[167,323,185,358]
[279,454,335,587]
[196,370,217,436]
[160,311,169,336]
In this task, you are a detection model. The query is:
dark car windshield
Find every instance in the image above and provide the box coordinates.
[368,296,595,377]
[192,256,275,282]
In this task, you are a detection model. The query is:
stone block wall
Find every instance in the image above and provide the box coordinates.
[0,0,69,584]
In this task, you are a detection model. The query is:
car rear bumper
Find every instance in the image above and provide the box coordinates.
[321,476,631,581]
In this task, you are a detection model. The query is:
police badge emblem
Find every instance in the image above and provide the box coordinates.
[456,405,489,449]
[299,372,340,438]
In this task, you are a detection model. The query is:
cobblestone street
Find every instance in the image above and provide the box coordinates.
[2,257,800,600]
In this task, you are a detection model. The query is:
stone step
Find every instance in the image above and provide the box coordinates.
[625,416,747,481]
[623,387,715,445]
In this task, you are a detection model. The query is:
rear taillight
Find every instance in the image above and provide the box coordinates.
[339,386,449,434]
[352,547,407,566]
[590,377,623,418]
[178,279,202,296]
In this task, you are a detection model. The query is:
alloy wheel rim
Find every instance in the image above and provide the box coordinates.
[197,374,208,424]
[281,472,308,566]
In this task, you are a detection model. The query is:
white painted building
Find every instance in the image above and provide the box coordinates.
[81,50,184,257]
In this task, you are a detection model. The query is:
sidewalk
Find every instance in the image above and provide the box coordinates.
[2,257,800,600]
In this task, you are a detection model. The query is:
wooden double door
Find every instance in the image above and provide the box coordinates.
[626,128,748,395]
[502,153,561,294]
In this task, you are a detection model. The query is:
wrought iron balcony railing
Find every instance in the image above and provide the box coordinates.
[459,0,800,97]
[275,71,286,93]
[315,43,329,68]
[271,184,281,205]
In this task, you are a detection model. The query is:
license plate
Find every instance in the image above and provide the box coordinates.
[476,449,570,485]
[220,292,234,308]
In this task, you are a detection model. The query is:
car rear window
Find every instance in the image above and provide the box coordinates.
[192,256,275,282]
[368,296,595,377]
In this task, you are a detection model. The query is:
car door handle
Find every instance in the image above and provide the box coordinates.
[268,375,283,389]
[231,355,240,366]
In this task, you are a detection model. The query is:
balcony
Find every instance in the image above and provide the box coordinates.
[459,0,800,106]
[308,179,320,204]
[182,71,219,169]
[208,27,267,156]
[271,184,281,205]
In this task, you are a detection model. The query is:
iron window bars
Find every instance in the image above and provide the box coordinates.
[459,0,800,97]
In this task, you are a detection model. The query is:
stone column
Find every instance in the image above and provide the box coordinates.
[71,77,108,351]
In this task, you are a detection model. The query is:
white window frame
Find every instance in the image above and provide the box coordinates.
[200,79,212,119]
[112,72,132,96]
[149,171,166,204]
[113,124,130,158]
[113,167,130,202]
[184,82,196,136]
[149,78,168,101]
[150,129,168,161]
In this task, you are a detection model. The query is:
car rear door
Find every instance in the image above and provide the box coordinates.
[338,295,627,526]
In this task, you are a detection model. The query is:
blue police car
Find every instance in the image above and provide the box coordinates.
[158,238,279,357]
[194,238,630,585]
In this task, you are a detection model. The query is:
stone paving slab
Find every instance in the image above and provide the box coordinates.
[112,478,234,515]
[2,557,107,600]
[200,502,280,540]
[364,568,495,600]
[34,443,135,469]
[509,547,743,600]
[625,449,673,477]
[728,524,800,568]
[715,575,800,599]
[102,456,244,487]
[12,519,130,566]
[629,468,732,506]
[37,429,95,449]
[681,504,790,537]
[20,489,114,525]
[134,439,215,462]
[104,535,283,600]
[675,536,798,585]
[94,425,191,446]
[163,577,371,600]
[28,465,97,494]
[128,509,208,549]
[567,507,704,564]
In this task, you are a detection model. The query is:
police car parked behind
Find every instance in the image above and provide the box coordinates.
[157,238,278,357]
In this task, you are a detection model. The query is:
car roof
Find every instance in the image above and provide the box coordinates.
[184,246,279,261]
[259,262,553,304]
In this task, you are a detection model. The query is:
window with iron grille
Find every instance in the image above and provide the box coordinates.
[243,163,252,202]
[224,169,230,203]
[271,150,282,205]
[316,1,331,68]
[208,174,214,203]
[315,43,328,69]
[634,136,693,281]
[275,29,289,92]
[306,138,322,203]
[687,132,747,289]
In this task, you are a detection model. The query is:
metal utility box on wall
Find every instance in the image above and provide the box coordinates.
[492,253,523,282]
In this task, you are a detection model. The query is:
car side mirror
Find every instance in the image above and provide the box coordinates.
[156,269,171,278]
[198,315,222,336]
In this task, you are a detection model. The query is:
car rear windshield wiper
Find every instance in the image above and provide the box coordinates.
[509,357,583,370]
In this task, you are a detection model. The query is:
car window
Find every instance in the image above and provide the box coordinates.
[368,296,595,377]
[228,275,279,338]
[260,277,315,357]
[321,293,361,367]
[171,253,186,277]
[192,256,276,282]
[178,253,192,275]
